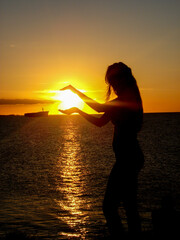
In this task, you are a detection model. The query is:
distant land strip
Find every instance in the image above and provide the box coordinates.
[0,99,56,105]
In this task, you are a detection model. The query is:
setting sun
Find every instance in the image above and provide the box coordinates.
[54,90,84,110]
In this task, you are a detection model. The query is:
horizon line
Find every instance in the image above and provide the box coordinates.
[0,112,180,117]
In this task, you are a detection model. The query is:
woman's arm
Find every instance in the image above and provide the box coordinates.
[60,85,106,113]
[59,107,110,127]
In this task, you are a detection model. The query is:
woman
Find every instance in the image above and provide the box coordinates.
[59,62,144,237]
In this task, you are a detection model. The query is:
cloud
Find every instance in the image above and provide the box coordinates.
[0,99,55,105]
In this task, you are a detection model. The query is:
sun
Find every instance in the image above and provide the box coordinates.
[54,90,83,110]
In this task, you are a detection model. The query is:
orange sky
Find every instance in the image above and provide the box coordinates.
[0,0,180,115]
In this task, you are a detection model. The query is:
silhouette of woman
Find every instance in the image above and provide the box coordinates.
[59,62,144,237]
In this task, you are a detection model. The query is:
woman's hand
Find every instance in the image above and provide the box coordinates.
[58,107,79,115]
[60,84,105,113]
[60,85,75,92]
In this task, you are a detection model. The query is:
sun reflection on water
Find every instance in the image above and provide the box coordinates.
[56,120,88,238]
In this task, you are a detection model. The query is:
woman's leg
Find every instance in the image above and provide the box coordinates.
[102,164,124,237]
[123,173,141,235]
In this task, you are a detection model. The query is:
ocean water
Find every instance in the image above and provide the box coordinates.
[0,113,180,239]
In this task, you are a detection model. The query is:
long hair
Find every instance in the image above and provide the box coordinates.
[105,62,139,101]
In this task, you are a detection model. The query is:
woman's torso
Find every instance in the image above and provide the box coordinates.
[108,98,144,170]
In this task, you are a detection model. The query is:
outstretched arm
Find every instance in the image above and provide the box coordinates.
[59,108,110,127]
[60,85,106,113]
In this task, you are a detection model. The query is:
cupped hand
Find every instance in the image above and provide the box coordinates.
[58,107,79,115]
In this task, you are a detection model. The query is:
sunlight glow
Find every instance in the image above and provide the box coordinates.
[54,90,83,110]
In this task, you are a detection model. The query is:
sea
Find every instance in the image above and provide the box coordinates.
[0,113,180,239]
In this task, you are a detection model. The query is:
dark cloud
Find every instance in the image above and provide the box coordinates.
[0,99,56,105]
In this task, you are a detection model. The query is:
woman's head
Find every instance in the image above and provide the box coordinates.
[105,62,137,100]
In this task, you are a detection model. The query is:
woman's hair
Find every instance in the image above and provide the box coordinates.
[105,62,138,101]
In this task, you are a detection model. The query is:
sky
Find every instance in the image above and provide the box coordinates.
[0,0,180,114]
